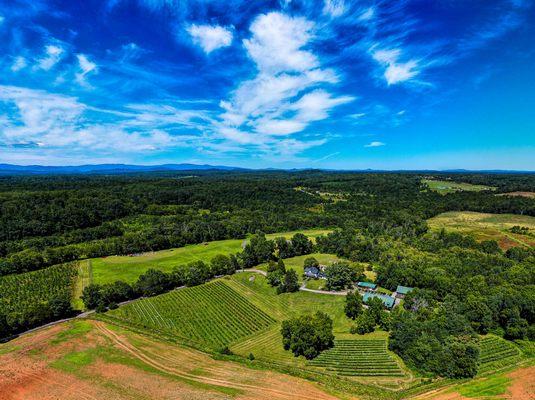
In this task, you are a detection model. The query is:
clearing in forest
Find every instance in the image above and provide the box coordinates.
[497,191,535,199]
[89,228,331,285]
[422,179,496,194]
[427,211,535,249]
[105,279,276,349]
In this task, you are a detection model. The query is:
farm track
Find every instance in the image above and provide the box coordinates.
[94,322,338,400]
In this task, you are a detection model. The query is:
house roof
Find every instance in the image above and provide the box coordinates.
[357,281,377,289]
[363,292,395,308]
[396,285,414,295]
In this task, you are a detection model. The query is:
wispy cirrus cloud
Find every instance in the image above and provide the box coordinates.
[364,141,385,147]
[35,44,65,70]
[75,54,98,86]
[0,85,211,157]
[11,56,27,72]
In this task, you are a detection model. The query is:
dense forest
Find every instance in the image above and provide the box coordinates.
[0,170,534,378]
[1,171,533,275]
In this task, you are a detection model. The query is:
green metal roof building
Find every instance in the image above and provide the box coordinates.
[357,281,377,290]
[396,285,414,295]
[363,292,395,308]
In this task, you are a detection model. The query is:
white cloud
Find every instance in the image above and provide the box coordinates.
[364,141,385,147]
[323,0,346,17]
[0,15,4,25]
[187,24,233,54]
[36,44,65,70]
[244,12,317,74]
[372,48,420,85]
[0,85,209,155]
[358,7,375,22]
[209,11,356,158]
[75,54,98,86]
[11,56,27,72]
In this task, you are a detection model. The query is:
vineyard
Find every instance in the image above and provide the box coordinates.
[107,279,276,348]
[307,339,405,377]
[0,263,77,315]
[478,335,522,374]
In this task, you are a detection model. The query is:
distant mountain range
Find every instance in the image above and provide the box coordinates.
[0,164,532,175]
[0,163,248,175]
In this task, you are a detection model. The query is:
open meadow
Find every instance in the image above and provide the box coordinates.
[422,179,496,194]
[89,229,330,285]
[427,211,535,249]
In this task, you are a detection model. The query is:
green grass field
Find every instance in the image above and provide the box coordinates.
[307,339,405,377]
[422,179,496,194]
[90,229,331,285]
[427,211,535,249]
[106,279,276,349]
[256,252,343,289]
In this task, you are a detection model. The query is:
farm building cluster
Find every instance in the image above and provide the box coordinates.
[303,264,414,309]
[357,282,414,308]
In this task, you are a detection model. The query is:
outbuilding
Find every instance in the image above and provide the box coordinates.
[395,285,414,299]
[363,292,395,309]
[357,281,377,291]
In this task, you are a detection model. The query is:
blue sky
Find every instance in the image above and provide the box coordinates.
[0,0,534,169]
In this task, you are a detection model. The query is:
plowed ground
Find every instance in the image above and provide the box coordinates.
[0,320,345,400]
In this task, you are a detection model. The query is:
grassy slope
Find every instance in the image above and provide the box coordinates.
[90,229,331,285]
[422,179,496,194]
[228,272,379,365]
[427,211,535,249]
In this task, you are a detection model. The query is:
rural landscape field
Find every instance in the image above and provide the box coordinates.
[1,0,535,399]
[1,172,534,400]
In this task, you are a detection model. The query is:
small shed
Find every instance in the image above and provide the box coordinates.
[395,285,414,299]
[357,281,377,291]
[363,292,395,309]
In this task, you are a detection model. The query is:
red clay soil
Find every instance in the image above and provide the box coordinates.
[505,365,535,400]
[0,320,347,400]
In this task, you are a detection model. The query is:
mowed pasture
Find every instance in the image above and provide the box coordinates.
[308,339,405,377]
[90,229,331,285]
[422,179,496,194]
[105,279,276,349]
[427,211,535,249]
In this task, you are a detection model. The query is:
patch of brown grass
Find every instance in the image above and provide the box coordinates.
[0,320,345,400]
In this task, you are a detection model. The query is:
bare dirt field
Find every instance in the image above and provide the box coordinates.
[0,320,346,400]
